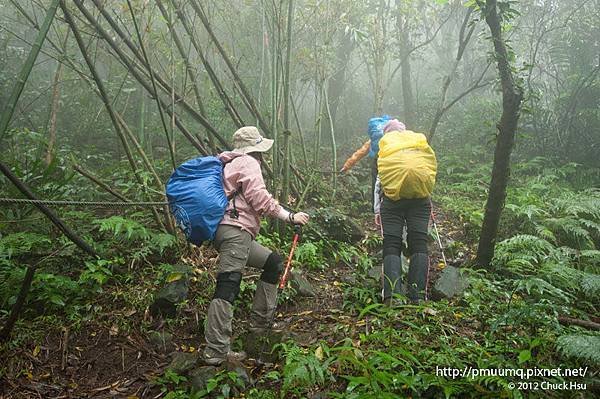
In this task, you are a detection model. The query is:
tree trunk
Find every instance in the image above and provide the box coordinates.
[399,50,415,127]
[475,0,524,268]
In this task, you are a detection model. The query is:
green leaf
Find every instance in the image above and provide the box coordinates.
[518,349,531,364]
[358,303,384,319]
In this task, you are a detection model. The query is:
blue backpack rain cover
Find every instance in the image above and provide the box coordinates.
[368,115,391,158]
[166,156,228,245]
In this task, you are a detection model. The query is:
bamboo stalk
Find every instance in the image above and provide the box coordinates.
[0,265,35,342]
[191,1,270,136]
[82,0,229,148]
[116,112,176,233]
[125,0,176,169]
[0,0,60,143]
[169,0,245,128]
[72,164,130,202]
[61,1,166,232]
[280,0,294,213]
[155,0,216,153]
[324,82,337,198]
[290,95,308,168]
[0,162,97,258]
[44,30,69,166]
[73,0,210,154]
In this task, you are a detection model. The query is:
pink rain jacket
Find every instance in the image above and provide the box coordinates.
[218,152,282,237]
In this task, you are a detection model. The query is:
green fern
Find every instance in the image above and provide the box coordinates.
[556,334,600,366]
[543,217,595,250]
[542,263,600,301]
[279,341,332,393]
[574,250,600,273]
[534,223,557,243]
[492,235,557,274]
[0,232,52,259]
[94,216,150,241]
[515,277,572,303]
[580,275,600,300]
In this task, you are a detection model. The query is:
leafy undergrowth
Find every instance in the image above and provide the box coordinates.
[1,153,599,398]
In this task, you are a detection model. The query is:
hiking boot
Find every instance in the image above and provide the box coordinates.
[202,350,247,366]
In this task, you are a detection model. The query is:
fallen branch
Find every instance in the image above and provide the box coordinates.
[558,316,600,331]
[61,327,69,371]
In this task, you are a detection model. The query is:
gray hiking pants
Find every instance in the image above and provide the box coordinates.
[204,225,279,358]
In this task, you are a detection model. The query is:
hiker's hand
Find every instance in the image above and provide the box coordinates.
[374,213,381,227]
[293,212,309,225]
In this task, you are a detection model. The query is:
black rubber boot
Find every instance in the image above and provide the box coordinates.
[407,253,429,302]
[383,254,402,304]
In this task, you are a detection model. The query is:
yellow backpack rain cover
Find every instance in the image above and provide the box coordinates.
[377,130,437,200]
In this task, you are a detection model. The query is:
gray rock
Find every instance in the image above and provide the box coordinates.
[150,265,192,318]
[432,265,468,300]
[169,351,199,374]
[148,330,173,353]
[290,270,316,297]
[189,366,218,393]
[368,265,382,281]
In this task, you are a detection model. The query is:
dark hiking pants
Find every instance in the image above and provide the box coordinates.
[380,197,431,302]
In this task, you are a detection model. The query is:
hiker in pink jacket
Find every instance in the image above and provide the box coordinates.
[203,126,309,365]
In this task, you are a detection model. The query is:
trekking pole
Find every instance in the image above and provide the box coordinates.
[378,217,385,302]
[279,225,302,289]
[430,204,448,268]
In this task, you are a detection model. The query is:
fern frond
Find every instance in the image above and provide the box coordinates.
[574,250,600,270]
[580,275,600,299]
[541,263,600,300]
[556,334,600,366]
[544,217,594,250]
[493,235,556,274]
[534,224,557,243]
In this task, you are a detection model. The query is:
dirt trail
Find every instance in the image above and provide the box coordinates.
[0,205,466,398]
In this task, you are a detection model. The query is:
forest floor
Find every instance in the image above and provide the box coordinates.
[0,204,469,398]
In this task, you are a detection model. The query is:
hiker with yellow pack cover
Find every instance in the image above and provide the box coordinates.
[374,119,437,304]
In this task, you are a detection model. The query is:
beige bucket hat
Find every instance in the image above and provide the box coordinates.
[232,126,274,154]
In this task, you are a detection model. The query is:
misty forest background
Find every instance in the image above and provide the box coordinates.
[0,0,599,398]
